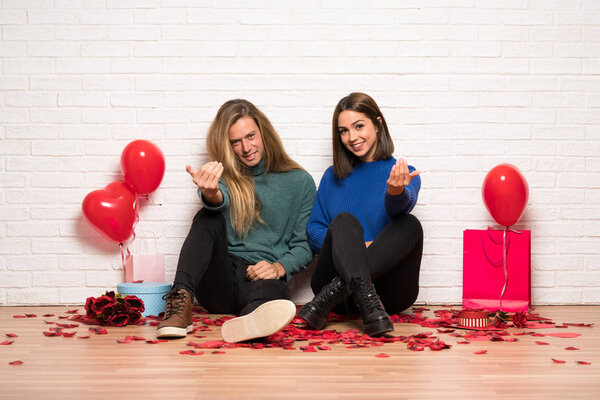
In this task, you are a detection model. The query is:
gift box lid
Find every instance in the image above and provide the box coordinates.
[117,282,171,295]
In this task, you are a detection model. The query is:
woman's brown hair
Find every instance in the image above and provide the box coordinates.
[332,92,394,179]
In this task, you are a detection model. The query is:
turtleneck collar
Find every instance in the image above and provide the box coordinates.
[248,160,266,177]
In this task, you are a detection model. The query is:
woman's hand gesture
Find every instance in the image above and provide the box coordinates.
[186,161,224,205]
[387,158,420,196]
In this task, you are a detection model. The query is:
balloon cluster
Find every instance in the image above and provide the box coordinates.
[482,164,529,227]
[82,140,165,244]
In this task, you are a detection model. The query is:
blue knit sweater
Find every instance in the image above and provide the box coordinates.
[307,157,420,252]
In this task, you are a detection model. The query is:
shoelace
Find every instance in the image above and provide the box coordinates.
[162,290,187,319]
[312,280,344,311]
[353,279,383,314]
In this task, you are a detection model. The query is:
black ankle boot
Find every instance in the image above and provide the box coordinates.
[349,276,393,337]
[298,276,346,330]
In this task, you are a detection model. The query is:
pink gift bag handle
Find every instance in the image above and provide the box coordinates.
[481,227,511,267]
[480,226,522,311]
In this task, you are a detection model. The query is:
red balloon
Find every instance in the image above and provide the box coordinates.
[482,164,529,227]
[120,140,165,195]
[82,181,138,243]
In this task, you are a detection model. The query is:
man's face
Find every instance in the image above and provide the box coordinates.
[229,116,264,168]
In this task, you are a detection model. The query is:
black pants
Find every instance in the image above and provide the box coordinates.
[173,208,289,316]
[311,212,423,314]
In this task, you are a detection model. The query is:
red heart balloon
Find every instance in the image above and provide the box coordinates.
[120,140,165,195]
[482,164,529,227]
[82,181,138,243]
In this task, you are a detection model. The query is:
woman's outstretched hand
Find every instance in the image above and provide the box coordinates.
[386,158,420,196]
[186,161,224,205]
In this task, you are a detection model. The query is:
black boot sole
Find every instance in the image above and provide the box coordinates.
[297,306,327,330]
[363,318,394,337]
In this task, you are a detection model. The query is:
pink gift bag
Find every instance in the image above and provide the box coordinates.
[463,228,531,312]
[124,233,165,283]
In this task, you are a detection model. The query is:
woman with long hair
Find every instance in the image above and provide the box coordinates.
[158,99,316,343]
[299,92,423,336]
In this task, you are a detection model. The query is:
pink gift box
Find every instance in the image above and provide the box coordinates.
[463,228,531,312]
[124,233,165,283]
[124,254,165,283]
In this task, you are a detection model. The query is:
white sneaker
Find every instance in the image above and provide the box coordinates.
[221,299,296,343]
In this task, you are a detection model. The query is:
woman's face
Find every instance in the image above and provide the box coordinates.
[337,110,380,162]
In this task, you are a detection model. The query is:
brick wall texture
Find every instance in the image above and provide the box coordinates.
[1,0,599,305]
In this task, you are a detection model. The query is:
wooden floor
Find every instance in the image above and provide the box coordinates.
[1,305,599,400]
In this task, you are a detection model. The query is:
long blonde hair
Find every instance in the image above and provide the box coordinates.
[206,99,303,236]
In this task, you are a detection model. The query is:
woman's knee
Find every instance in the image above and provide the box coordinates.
[392,213,423,241]
[330,212,363,233]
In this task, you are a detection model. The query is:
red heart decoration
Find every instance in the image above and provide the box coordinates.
[82,181,138,243]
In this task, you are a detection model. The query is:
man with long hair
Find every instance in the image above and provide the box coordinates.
[157,99,316,343]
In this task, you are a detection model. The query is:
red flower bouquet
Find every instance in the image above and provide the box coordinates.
[85,291,145,326]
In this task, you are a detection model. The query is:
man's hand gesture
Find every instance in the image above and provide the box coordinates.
[186,161,224,205]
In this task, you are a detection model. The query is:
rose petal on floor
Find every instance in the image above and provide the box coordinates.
[576,361,591,365]
[9,360,23,365]
[551,358,566,363]
[565,346,580,350]
[546,333,581,338]
[535,341,550,345]
[474,350,487,355]
[375,353,390,358]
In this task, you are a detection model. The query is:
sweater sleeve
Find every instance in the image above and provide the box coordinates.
[199,179,229,211]
[276,173,316,280]
[306,170,332,252]
[384,165,421,218]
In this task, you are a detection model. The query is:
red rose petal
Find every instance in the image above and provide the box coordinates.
[13,315,26,318]
[1,341,14,345]
[474,350,487,355]
[9,360,23,365]
[43,314,55,317]
[133,280,144,283]
[65,309,79,314]
[576,361,591,365]
[535,341,550,345]
[565,347,580,350]
[26,314,37,318]
[546,333,581,338]
[146,340,161,344]
[212,351,226,354]
[61,331,77,338]
[117,339,132,344]
[6,333,18,338]
[317,346,331,351]
[78,335,91,339]
[456,341,471,344]
[375,353,390,358]
[503,338,518,342]
[552,358,566,363]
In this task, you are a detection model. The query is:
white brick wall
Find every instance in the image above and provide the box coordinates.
[1,1,599,306]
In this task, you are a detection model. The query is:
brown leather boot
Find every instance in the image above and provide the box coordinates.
[157,288,193,339]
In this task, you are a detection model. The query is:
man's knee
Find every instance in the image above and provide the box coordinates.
[191,208,227,236]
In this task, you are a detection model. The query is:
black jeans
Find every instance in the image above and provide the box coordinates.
[173,208,289,316]
[311,212,423,314]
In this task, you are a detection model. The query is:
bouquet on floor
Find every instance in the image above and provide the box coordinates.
[85,291,145,326]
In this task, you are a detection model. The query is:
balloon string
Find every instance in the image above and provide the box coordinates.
[499,226,522,311]
[120,243,125,270]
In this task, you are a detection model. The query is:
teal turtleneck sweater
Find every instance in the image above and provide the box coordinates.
[200,161,316,282]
